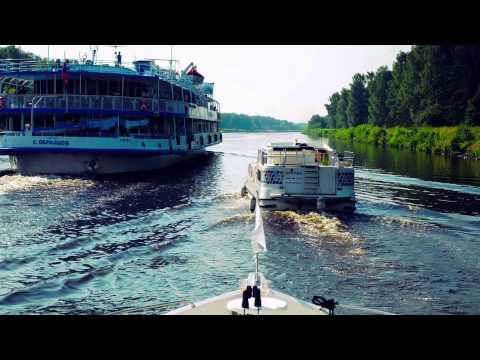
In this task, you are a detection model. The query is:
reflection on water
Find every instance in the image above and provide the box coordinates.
[327,138,480,187]
[0,132,480,315]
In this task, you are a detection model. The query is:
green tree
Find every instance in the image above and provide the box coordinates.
[368,66,393,126]
[0,45,39,60]
[386,51,413,127]
[405,46,425,125]
[347,73,368,127]
[325,92,340,128]
[220,113,306,132]
[465,86,480,125]
[335,89,350,128]
[416,46,454,126]
[445,46,480,125]
[308,114,327,128]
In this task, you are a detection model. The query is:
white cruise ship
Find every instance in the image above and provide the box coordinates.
[0,47,222,175]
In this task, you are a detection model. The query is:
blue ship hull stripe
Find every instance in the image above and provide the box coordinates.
[0,147,192,156]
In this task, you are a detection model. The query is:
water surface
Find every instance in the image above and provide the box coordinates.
[0,132,479,314]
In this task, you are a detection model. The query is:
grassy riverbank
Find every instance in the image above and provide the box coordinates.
[304,124,480,157]
[221,129,301,133]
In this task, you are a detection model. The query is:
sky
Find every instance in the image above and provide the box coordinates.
[12,45,412,123]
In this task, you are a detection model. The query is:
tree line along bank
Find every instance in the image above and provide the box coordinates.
[305,45,480,158]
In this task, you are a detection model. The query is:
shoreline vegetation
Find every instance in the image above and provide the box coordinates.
[220,113,306,133]
[304,45,480,160]
[221,129,301,133]
[304,124,480,159]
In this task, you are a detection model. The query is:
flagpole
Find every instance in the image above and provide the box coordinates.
[252,201,266,287]
[170,45,174,79]
[255,253,259,285]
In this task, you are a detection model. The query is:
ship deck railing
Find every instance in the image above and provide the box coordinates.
[0,130,26,136]
[0,59,52,73]
[0,58,175,78]
[0,58,139,75]
[0,94,220,121]
[262,149,354,168]
[337,151,354,167]
[0,59,209,93]
[266,149,328,166]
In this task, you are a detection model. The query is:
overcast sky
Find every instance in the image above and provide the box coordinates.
[12,45,411,123]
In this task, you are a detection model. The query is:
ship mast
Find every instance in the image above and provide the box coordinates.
[169,45,175,79]
[89,45,99,64]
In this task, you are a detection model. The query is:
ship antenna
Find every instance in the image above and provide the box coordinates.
[170,45,174,79]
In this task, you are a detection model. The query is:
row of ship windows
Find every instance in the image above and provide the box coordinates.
[21,79,204,105]
[0,115,219,138]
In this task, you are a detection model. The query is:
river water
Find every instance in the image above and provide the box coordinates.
[0,132,479,315]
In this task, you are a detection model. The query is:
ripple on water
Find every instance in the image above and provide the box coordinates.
[374,215,438,230]
[0,263,115,308]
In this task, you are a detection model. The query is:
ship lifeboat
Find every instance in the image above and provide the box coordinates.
[187,67,205,85]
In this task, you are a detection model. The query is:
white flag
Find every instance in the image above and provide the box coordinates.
[251,202,267,253]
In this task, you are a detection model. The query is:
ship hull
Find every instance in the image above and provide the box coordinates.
[9,150,206,175]
[1,132,221,175]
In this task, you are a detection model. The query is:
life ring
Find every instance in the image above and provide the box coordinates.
[86,159,99,173]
